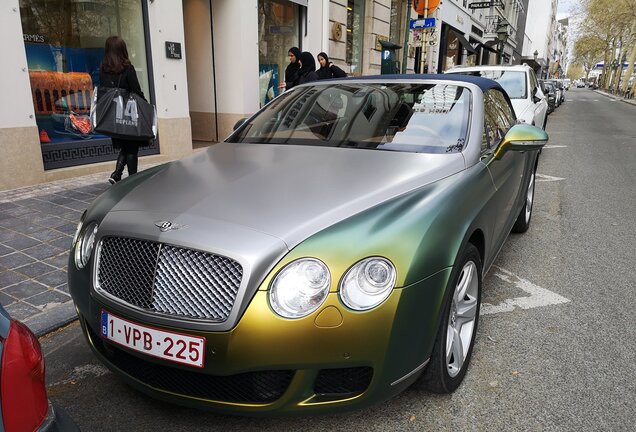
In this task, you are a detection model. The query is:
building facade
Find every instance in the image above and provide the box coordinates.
[2,0,549,192]
[2,0,429,191]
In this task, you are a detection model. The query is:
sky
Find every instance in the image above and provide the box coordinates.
[557,0,581,20]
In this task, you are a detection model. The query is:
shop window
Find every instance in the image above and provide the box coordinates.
[346,0,365,75]
[20,0,150,152]
[389,0,404,47]
[443,30,461,71]
[258,0,301,107]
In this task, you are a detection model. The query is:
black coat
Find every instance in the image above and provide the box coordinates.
[98,65,145,100]
[98,65,148,150]
[316,64,347,80]
[297,52,319,85]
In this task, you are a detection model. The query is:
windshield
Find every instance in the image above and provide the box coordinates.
[450,70,527,99]
[228,83,472,154]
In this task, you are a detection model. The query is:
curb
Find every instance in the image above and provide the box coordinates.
[593,89,636,107]
[24,302,78,338]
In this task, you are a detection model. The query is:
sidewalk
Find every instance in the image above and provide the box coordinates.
[0,155,195,336]
[594,89,636,106]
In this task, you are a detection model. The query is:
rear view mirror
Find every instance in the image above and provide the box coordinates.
[494,124,548,159]
[233,118,248,131]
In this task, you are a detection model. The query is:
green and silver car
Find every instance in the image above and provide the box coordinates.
[68,75,547,415]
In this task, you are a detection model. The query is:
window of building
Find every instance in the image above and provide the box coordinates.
[346,0,365,75]
[257,0,302,107]
[19,0,154,169]
[443,29,461,71]
[389,0,405,47]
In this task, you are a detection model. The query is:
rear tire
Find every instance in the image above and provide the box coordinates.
[422,243,482,393]
[512,169,536,233]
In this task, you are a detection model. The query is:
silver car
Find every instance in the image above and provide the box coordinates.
[68,75,547,415]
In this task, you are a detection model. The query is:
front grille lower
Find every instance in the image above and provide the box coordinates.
[96,237,243,321]
[314,367,373,400]
[87,325,293,404]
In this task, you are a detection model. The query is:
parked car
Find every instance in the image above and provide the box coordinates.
[546,79,565,106]
[0,304,78,431]
[540,80,557,114]
[445,64,548,129]
[563,79,571,90]
[68,75,547,415]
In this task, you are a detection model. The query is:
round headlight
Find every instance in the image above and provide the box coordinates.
[74,222,98,269]
[340,257,397,311]
[269,258,330,319]
[72,210,87,247]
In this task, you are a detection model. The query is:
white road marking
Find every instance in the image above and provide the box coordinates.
[593,99,599,101]
[543,145,567,149]
[481,267,570,315]
[536,174,565,182]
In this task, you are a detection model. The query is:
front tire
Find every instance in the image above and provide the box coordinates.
[422,243,482,393]
[512,169,536,233]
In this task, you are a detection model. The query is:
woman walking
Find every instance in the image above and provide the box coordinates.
[280,47,302,91]
[316,52,347,80]
[99,36,147,184]
[296,51,319,85]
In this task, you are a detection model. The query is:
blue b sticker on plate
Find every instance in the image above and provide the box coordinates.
[101,310,108,337]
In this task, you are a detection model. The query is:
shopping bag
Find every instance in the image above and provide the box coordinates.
[90,87,157,140]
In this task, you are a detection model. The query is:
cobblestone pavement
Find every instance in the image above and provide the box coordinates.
[0,161,170,336]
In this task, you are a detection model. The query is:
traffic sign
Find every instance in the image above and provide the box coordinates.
[410,18,436,29]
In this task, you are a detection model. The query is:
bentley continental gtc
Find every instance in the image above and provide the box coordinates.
[68,75,548,415]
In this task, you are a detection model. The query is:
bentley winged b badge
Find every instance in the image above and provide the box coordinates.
[154,220,188,232]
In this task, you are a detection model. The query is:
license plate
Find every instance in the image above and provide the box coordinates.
[100,310,205,368]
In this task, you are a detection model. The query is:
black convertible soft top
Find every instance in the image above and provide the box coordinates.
[349,73,506,93]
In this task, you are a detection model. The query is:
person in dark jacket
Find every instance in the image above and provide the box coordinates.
[296,51,319,85]
[280,47,301,91]
[98,36,147,184]
[316,52,347,80]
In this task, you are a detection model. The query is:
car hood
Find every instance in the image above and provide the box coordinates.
[111,142,465,249]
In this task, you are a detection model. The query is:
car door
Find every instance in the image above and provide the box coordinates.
[528,70,548,128]
[480,89,526,250]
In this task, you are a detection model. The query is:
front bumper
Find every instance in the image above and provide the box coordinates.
[73,269,452,415]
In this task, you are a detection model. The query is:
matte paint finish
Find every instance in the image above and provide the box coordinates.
[68,78,546,414]
[110,142,466,248]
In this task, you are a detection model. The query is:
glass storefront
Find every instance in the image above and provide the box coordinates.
[346,0,365,76]
[443,29,461,72]
[257,0,301,107]
[19,0,157,169]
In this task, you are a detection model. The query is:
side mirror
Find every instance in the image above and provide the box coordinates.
[233,118,248,131]
[494,124,548,159]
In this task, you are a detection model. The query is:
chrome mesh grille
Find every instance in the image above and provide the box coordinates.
[96,237,242,321]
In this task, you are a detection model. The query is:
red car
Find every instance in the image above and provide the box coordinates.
[0,304,77,432]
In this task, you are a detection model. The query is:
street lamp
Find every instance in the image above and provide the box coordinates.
[496,22,509,65]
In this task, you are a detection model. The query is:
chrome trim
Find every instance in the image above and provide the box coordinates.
[390,358,430,386]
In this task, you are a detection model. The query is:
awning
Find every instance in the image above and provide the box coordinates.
[455,32,477,54]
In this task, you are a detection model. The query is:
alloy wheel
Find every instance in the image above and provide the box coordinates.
[525,172,535,223]
[446,261,479,378]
